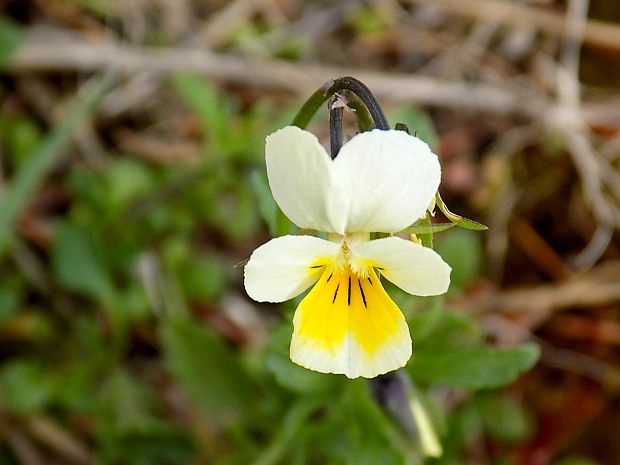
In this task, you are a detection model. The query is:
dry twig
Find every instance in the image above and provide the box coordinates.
[6,29,549,118]
[409,0,620,51]
[453,261,620,317]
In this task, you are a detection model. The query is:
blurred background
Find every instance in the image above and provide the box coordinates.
[1,0,620,464]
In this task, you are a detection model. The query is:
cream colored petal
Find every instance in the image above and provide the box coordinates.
[265,126,337,231]
[291,332,412,379]
[352,237,451,296]
[244,235,339,303]
[332,129,441,233]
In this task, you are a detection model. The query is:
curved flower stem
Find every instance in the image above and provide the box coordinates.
[292,76,390,130]
[345,91,375,132]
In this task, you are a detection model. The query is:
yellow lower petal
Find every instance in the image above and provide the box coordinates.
[290,267,412,378]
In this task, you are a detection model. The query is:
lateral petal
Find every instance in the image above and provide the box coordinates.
[352,237,451,296]
[244,235,339,303]
[332,129,441,233]
[265,126,337,231]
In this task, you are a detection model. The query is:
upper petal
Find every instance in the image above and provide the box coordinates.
[244,235,339,303]
[352,237,451,296]
[331,129,441,233]
[265,126,336,231]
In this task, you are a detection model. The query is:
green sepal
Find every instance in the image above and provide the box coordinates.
[416,216,434,249]
[435,193,488,231]
[403,222,455,235]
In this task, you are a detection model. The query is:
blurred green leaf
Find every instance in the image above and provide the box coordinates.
[51,222,113,300]
[477,393,534,443]
[160,318,253,416]
[344,439,400,465]
[408,304,447,344]
[106,158,154,214]
[66,167,108,214]
[170,73,231,149]
[265,324,342,395]
[180,257,228,302]
[0,286,19,322]
[0,73,115,257]
[4,115,44,166]
[252,399,320,465]
[97,430,193,465]
[221,181,261,240]
[0,360,51,414]
[388,106,439,150]
[99,369,162,433]
[434,401,483,465]
[349,7,389,35]
[409,344,540,389]
[0,16,23,68]
[266,353,335,395]
[435,229,483,290]
[273,37,305,61]
[250,170,278,236]
[411,308,482,351]
[249,167,295,236]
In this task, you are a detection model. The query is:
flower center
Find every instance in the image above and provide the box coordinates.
[325,232,372,278]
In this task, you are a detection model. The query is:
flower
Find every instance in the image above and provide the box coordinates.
[244,126,451,379]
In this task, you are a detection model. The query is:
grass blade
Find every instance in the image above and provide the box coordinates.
[0,73,116,257]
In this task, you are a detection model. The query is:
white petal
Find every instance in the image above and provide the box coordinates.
[352,237,451,296]
[332,129,441,233]
[291,332,411,379]
[265,126,336,231]
[244,235,339,303]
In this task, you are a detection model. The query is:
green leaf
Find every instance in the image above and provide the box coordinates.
[476,393,534,443]
[250,170,278,236]
[435,194,488,231]
[160,318,253,416]
[408,305,447,344]
[180,258,228,302]
[411,308,482,351]
[252,399,320,465]
[0,286,19,322]
[99,369,161,433]
[0,360,51,414]
[0,73,115,257]
[106,158,154,213]
[435,228,483,290]
[170,73,231,149]
[349,7,389,35]
[409,344,540,390]
[266,354,337,395]
[0,16,23,69]
[5,115,43,166]
[249,170,295,237]
[265,324,342,395]
[51,222,113,300]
